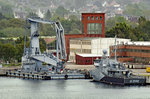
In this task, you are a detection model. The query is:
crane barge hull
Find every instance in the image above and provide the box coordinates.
[6,71,89,80]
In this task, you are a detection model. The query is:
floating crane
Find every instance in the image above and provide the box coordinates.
[22,18,66,73]
[7,18,88,80]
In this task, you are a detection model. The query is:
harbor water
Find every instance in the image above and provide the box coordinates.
[0,77,150,99]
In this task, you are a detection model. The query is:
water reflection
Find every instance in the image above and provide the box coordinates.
[90,80,149,90]
[0,77,150,99]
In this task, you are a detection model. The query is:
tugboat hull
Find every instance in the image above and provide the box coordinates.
[99,76,146,85]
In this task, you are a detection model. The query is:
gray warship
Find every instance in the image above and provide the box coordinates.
[89,38,146,85]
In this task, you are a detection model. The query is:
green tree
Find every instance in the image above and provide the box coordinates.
[106,16,128,31]
[1,43,16,62]
[15,43,24,62]
[27,12,38,18]
[51,14,64,21]
[0,32,6,37]
[55,6,69,17]
[8,18,25,28]
[0,5,13,18]
[39,24,55,36]
[14,37,30,62]
[69,29,81,34]
[0,19,9,29]
[0,12,6,20]
[138,16,146,25]
[44,9,51,20]
[39,38,46,53]
[15,36,29,45]
[0,18,25,37]
[106,23,134,39]
[61,19,72,34]
[69,15,79,21]
[135,17,150,41]
[0,27,25,37]
[0,42,2,60]
[106,16,150,41]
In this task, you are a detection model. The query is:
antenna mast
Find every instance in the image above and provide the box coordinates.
[115,35,117,61]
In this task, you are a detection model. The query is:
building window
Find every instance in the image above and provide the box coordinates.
[100,16,103,20]
[70,40,81,44]
[91,16,94,20]
[95,16,98,20]
[82,49,91,53]
[86,60,88,63]
[82,23,84,33]
[87,23,102,34]
[87,16,90,20]
[82,41,91,45]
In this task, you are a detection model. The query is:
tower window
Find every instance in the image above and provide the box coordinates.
[87,16,90,20]
[100,16,103,20]
[82,23,84,33]
[87,23,102,34]
[91,16,94,20]
[95,16,98,20]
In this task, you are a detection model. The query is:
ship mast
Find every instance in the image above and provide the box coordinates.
[114,35,117,61]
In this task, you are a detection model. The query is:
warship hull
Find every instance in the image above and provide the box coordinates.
[97,76,146,85]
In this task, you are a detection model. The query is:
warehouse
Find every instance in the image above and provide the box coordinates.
[110,42,150,64]
[69,37,130,62]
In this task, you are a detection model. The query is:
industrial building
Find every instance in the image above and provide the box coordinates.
[69,37,130,63]
[65,13,105,60]
[110,42,150,64]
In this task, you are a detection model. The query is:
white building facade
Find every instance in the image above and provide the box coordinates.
[69,37,131,62]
